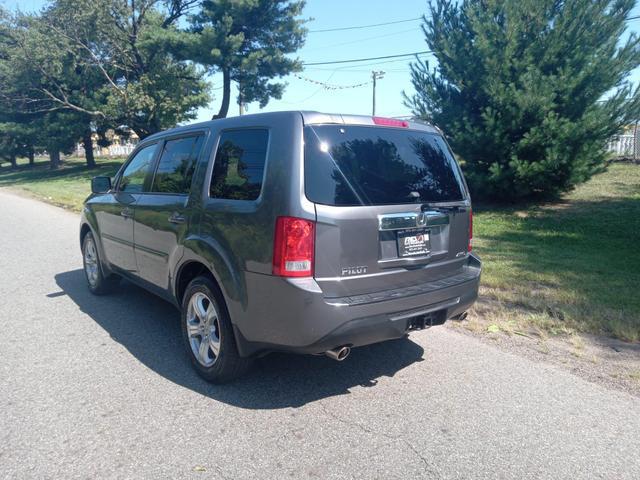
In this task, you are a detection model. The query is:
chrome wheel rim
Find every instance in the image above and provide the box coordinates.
[84,237,99,287]
[186,292,221,367]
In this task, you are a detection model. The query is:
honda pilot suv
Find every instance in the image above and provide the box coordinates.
[80,111,481,382]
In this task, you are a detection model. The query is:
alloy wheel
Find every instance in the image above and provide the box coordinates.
[186,292,221,367]
[83,236,99,287]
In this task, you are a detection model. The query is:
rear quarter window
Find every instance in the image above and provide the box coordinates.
[304,125,464,206]
[210,129,269,201]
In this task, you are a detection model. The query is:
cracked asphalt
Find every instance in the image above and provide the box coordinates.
[1,189,640,479]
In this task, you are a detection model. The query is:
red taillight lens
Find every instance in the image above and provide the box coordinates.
[468,209,473,252]
[372,116,409,128]
[272,216,315,277]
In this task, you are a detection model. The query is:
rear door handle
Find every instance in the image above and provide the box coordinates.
[168,212,186,224]
[120,207,133,219]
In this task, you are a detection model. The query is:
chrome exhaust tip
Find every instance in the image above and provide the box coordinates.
[325,346,351,361]
[451,311,468,321]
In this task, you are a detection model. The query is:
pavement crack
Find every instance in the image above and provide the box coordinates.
[319,404,440,479]
[319,403,377,435]
[213,465,231,480]
[401,438,436,477]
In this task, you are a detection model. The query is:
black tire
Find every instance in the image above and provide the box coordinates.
[181,276,252,383]
[82,231,119,295]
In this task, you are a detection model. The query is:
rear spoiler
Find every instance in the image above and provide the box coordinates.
[300,111,439,134]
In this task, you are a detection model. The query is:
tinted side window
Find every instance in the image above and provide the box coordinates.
[152,135,204,194]
[120,144,157,193]
[210,129,268,201]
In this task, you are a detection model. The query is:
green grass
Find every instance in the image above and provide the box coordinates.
[473,162,640,342]
[1,156,638,341]
[0,156,124,211]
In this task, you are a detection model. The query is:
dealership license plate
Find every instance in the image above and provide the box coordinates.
[397,229,430,257]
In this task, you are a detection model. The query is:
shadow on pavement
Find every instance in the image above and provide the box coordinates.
[54,269,425,409]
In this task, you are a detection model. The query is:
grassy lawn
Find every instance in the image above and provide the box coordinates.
[472,162,640,342]
[1,157,638,341]
[0,156,124,211]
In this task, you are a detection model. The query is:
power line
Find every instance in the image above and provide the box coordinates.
[308,16,422,33]
[303,50,432,66]
[293,74,371,90]
[302,13,640,70]
[279,71,338,104]
[307,12,640,34]
[308,11,639,34]
[305,27,418,52]
[305,56,427,72]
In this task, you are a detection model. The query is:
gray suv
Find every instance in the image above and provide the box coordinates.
[80,111,481,382]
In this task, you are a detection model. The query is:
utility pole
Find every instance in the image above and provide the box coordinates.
[371,70,385,116]
[634,120,639,163]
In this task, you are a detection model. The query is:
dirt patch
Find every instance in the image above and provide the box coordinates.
[448,299,640,398]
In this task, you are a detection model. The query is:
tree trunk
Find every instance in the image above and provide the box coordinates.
[50,150,61,170]
[9,155,17,169]
[28,148,34,167]
[83,131,96,169]
[212,67,231,120]
[130,125,149,140]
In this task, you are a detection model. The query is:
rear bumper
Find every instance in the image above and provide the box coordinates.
[233,254,481,357]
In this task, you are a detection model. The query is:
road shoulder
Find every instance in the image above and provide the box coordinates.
[449,298,640,398]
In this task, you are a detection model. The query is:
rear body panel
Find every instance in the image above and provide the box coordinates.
[314,203,471,298]
[234,255,480,356]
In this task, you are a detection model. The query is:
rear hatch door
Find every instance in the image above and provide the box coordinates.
[304,123,471,299]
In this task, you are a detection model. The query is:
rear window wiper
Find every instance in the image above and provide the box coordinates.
[421,203,465,213]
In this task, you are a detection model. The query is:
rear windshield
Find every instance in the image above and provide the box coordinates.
[304,125,465,206]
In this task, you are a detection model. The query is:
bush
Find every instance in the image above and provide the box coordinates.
[405,0,640,202]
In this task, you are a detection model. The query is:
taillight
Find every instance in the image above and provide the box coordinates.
[372,116,409,128]
[272,216,315,277]
[468,209,473,252]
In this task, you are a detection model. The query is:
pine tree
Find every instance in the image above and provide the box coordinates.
[189,0,307,119]
[406,0,640,202]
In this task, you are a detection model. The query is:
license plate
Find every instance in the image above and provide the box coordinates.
[397,229,430,257]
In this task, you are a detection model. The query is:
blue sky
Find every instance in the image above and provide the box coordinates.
[3,0,640,123]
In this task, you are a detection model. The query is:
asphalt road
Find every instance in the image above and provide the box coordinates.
[1,189,639,480]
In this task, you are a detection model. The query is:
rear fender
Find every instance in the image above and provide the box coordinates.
[177,235,247,322]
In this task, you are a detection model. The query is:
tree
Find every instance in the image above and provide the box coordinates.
[40,0,115,168]
[96,1,211,137]
[0,6,104,168]
[0,9,39,168]
[0,117,39,168]
[190,0,307,119]
[0,123,23,168]
[38,111,85,169]
[405,0,640,202]
[0,0,211,144]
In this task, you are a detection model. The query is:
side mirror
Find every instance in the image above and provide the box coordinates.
[91,176,112,194]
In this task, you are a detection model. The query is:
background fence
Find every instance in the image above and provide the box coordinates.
[607,134,636,159]
[74,143,136,158]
